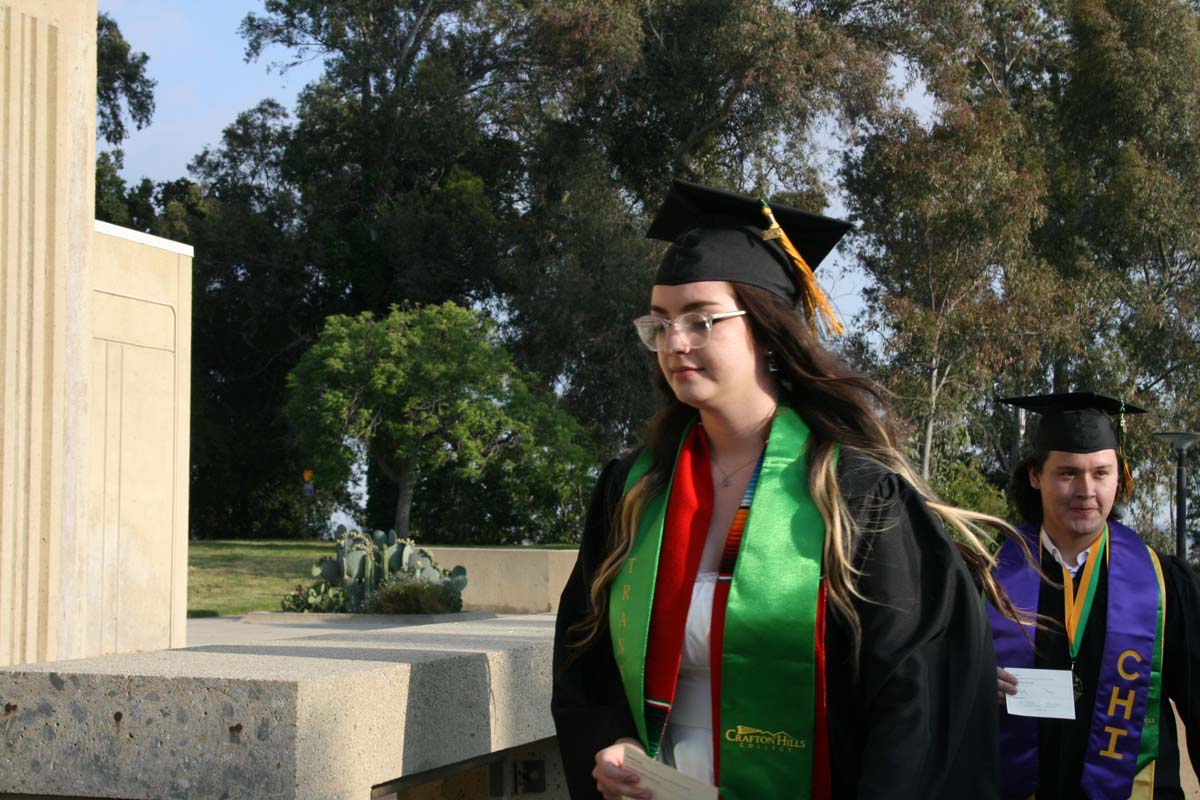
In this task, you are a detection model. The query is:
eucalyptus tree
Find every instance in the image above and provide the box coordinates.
[842,98,1054,480]
[503,0,898,447]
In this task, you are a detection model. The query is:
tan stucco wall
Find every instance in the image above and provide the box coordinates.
[1,0,97,666]
[425,547,578,613]
[86,222,192,654]
[2,1,192,666]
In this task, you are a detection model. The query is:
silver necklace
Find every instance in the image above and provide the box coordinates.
[714,450,762,488]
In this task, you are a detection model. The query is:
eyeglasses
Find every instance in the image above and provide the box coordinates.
[632,310,747,352]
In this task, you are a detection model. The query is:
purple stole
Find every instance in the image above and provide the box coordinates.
[988,522,1164,800]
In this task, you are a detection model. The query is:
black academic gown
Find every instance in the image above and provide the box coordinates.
[551,448,1000,800]
[1025,543,1200,798]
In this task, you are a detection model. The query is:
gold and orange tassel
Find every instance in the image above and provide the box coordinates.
[760,202,844,336]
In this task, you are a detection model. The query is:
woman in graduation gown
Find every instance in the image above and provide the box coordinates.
[551,179,1018,800]
[992,393,1200,800]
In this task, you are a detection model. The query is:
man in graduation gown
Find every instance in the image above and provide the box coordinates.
[992,392,1200,799]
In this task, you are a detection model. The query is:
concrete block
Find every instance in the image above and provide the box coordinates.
[423,548,578,613]
[0,615,557,799]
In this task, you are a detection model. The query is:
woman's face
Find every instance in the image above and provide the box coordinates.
[648,281,772,413]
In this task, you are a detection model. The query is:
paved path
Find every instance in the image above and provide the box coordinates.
[184,610,509,646]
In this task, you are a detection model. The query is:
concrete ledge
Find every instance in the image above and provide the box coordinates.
[0,615,556,799]
[424,548,578,613]
[237,610,498,627]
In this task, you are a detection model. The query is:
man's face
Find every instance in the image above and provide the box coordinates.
[1030,449,1120,542]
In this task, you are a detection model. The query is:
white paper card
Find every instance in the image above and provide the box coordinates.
[1003,667,1076,720]
[622,745,719,800]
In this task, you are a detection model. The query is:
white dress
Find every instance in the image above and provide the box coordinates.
[666,571,716,785]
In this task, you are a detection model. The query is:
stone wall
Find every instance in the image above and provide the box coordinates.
[1,0,192,667]
[425,547,577,613]
[0,615,565,800]
[1,0,98,667]
[85,222,192,654]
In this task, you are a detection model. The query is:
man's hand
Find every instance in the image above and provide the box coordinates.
[997,666,1019,705]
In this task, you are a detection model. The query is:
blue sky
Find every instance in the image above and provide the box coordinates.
[99,1,324,184]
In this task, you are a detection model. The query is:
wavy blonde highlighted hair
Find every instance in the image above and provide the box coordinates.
[569,283,1023,655]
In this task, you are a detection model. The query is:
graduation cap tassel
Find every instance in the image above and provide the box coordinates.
[760,202,844,336]
[1118,401,1135,501]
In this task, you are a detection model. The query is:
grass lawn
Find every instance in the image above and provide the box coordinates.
[188,540,331,618]
[187,539,581,618]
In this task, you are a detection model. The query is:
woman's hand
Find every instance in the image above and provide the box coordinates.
[593,738,652,799]
[997,666,1018,705]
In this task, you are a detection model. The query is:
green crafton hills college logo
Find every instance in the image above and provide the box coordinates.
[724,724,807,751]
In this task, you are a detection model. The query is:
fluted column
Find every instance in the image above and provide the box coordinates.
[1,0,97,667]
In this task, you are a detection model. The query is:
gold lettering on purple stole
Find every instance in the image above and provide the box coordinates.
[1118,649,1142,680]
[1098,649,1145,759]
[1108,686,1136,720]
[1099,726,1128,759]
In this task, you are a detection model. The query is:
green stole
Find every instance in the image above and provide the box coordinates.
[609,408,825,798]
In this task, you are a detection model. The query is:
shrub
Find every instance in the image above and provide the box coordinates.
[931,461,1010,522]
[280,526,467,614]
[281,581,346,613]
[362,575,463,614]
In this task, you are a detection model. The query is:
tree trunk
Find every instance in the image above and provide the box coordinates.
[393,458,418,539]
[1010,407,1026,471]
[1052,359,1069,393]
[922,412,935,482]
[921,364,940,482]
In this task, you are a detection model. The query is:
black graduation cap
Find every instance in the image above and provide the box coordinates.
[646,179,851,333]
[1000,392,1147,454]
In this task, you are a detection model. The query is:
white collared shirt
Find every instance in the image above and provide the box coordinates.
[1041,528,1091,578]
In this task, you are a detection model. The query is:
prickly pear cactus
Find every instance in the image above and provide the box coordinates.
[284,527,469,614]
[448,565,468,592]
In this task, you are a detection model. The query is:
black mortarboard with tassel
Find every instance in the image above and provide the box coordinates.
[646,179,851,336]
[1000,391,1147,493]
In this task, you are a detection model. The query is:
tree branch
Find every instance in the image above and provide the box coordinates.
[673,70,756,172]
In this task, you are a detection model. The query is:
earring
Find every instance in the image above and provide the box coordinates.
[766,350,779,373]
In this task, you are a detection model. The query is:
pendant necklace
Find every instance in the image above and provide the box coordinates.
[714,447,764,488]
[707,410,774,488]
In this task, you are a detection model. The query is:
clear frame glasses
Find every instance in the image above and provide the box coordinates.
[632,310,747,352]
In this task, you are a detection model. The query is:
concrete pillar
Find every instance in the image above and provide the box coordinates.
[1,0,97,666]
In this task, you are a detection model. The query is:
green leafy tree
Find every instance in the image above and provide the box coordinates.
[1047,0,1200,537]
[498,170,663,448]
[95,12,157,229]
[501,1,900,447]
[94,149,157,231]
[840,0,1200,534]
[842,98,1061,480]
[96,11,156,146]
[286,302,593,540]
[930,460,1012,530]
[162,103,333,538]
[240,0,526,312]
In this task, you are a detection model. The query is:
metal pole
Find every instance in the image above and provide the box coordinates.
[1177,447,1188,561]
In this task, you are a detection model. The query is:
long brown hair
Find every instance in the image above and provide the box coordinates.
[571,282,1022,653]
